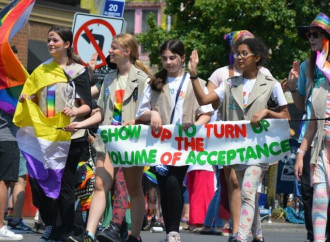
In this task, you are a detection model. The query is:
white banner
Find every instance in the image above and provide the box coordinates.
[99,119,291,167]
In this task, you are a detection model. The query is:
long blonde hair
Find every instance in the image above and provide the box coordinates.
[113,33,151,77]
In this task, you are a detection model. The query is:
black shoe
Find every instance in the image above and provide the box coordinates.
[120,219,128,242]
[252,238,265,242]
[8,218,33,233]
[39,225,53,242]
[67,231,95,242]
[228,233,239,242]
[97,222,121,242]
[126,235,142,242]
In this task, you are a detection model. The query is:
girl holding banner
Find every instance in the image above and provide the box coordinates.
[205,30,273,239]
[65,33,151,242]
[135,39,213,242]
[189,37,290,242]
[15,26,92,241]
[294,12,330,242]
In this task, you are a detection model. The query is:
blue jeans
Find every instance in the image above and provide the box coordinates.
[203,169,222,227]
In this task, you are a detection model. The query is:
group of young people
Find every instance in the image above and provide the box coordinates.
[0,10,329,242]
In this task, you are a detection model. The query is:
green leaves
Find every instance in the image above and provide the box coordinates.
[137,0,324,80]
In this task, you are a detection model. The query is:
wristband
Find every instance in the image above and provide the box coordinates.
[289,89,297,93]
[297,148,306,155]
[190,76,198,80]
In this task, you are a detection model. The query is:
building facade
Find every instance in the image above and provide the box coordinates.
[0,0,164,72]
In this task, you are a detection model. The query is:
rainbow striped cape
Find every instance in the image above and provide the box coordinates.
[0,0,35,114]
[13,60,71,199]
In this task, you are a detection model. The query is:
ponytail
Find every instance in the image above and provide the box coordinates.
[134,59,152,78]
[67,46,82,65]
[149,69,167,92]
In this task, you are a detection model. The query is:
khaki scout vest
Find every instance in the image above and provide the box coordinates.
[310,80,329,165]
[150,76,205,125]
[221,71,277,121]
[101,65,149,124]
[38,63,87,139]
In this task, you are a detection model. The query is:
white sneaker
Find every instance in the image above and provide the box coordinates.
[167,231,181,242]
[0,226,23,240]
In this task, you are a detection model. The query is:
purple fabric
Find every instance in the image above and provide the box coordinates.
[0,88,17,114]
[21,150,64,199]
[0,101,15,113]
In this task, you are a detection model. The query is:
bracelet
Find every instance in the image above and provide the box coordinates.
[297,148,306,155]
[190,76,198,80]
[289,89,297,93]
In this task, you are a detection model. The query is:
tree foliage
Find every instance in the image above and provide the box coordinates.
[137,0,329,80]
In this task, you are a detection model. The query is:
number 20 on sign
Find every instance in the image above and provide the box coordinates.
[103,0,125,18]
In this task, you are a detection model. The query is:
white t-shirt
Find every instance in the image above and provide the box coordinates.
[136,73,214,173]
[208,66,272,88]
[209,66,272,121]
[213,78,287,107]
[136,73,213,123]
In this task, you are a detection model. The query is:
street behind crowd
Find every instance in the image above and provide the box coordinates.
[19,219,306,242]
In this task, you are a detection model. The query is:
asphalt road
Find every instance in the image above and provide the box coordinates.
[17,222,307,242]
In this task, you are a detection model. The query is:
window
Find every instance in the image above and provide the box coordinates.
[142,10,157,32]
[123,10,135,34]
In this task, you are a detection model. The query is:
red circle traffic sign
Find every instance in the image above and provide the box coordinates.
[73,18,116,69]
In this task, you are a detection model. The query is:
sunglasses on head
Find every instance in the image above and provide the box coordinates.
[305,31,322,39]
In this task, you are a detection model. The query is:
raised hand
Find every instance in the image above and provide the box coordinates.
[189,50,199,77]
[287,60,300,91]
[88,52,98,72]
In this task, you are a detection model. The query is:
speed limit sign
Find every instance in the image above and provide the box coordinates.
[103,0,125,18]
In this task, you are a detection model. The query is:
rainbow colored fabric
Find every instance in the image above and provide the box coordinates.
[311,13,330,35]
[223,30,254,65]
[316,39,330,83]
[46,85,56,117]
[112,89,125,125]
[143,170,157,184]
[76,160,95,211]
[143,166,157,184]
[223,30,254,48]
[13,60,71,199]
[0,0,34,114]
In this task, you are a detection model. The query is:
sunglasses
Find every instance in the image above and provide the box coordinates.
[305,31,322,39]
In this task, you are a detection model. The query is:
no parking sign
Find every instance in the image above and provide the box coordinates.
[72,13,125,69]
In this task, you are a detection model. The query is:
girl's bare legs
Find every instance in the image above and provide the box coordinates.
[86,153,114,234]
[123,166,145,239]
[224,166,241,235]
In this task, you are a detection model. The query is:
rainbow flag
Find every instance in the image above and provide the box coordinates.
[316,38,330,82]
[0,0,35,114]
[13,60,71,199]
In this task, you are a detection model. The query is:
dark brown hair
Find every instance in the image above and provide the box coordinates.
[150,39,185,92]
[48,25,81,65]
[234,37,269,67]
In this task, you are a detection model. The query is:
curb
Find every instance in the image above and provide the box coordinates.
[261,221,305,230]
